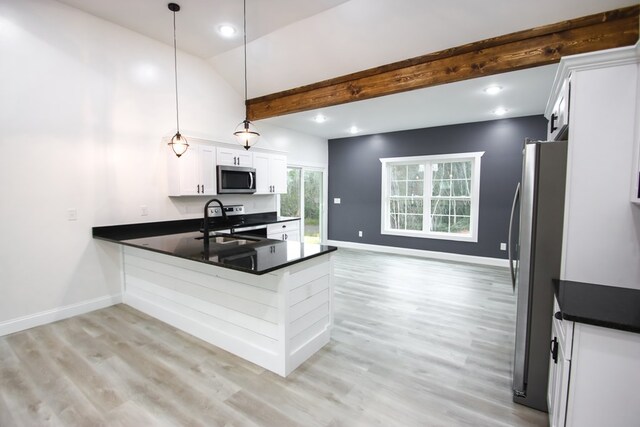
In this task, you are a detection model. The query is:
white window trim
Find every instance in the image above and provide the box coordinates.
[380,151,484,242]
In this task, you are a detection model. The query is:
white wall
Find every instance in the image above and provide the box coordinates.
[0,0,327,328]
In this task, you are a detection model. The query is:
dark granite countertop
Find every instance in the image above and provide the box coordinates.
[92,214,336,275]
[554,280,640,334]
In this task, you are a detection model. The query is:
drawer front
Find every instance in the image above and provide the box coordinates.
[267,220,299,235]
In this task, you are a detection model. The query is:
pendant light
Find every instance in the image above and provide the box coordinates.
[167,3,188,157]
[233,0,260,150]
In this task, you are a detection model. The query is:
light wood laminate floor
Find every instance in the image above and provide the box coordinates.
[0,249,547,426]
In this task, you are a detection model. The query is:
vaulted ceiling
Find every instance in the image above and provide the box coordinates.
[57,0,638,138]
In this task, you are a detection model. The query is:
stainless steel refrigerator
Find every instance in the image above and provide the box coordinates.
[508,139,567,411]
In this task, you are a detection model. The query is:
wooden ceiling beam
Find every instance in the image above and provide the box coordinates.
[247,6,639,121]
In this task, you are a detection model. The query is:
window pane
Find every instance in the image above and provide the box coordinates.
[408,180,424,196]
[431,215,449,232]
[303,170,323,244]
[396,214,406,229]
[280,168,301,217]
[450,216,470,233]
[432,180,451,197]
[406,214,423,231]
[451,161,471,180]
[442,162,452,178]
[390,212,400,229]
[390,180,407,196]
[431,199,450,215]
[407,164,424,180]
[454,200,471,216]
[452,179,471,197]
[407,199,423,214]
[391,165,407,180]
[390,199,406,213]
[432,162,444,180]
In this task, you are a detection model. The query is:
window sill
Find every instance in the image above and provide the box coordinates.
[381,229,478,243]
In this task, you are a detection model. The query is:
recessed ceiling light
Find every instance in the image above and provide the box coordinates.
[313,114,327,123]
[493,107,508,116]
[218,24,236,38]
[349,126,359,134]
[484,85,503,95]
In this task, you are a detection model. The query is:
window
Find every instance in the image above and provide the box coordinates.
[380,152,483,242]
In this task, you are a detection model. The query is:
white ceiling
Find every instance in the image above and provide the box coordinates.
[259,64,559,139]
[56,0,350,59]
[56,0,636,139]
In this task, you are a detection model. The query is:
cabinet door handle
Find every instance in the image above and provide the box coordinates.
[550,113,558,133]
[202,184,205,193]
[550,337,558,364]
[197,184,200,194]
[233,156,237,165]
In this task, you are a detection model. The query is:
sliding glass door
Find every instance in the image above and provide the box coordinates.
[280,167,325,244]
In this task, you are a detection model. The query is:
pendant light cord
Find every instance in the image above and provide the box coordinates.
[243,0,248,119]
[172,10,180,133]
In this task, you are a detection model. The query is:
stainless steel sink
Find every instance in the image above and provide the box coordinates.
[212,236,251,245]
[196,234,258,245]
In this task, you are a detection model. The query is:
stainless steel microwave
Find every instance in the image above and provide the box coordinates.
[217,165,256,194]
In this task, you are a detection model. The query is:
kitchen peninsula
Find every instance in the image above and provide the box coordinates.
[93,210,337,377]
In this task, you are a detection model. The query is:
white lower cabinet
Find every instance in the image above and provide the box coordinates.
[548,297,640,427]
[267,220,300,242]
[167,143,216,196]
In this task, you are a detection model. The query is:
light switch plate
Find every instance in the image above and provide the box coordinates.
[500,242,507,251]
[334,198,341,204]
[67,208,78,221]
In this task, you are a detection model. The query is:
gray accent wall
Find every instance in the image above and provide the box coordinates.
[327,115,547,259]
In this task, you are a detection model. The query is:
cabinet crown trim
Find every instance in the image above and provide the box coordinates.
[545,42,640,118]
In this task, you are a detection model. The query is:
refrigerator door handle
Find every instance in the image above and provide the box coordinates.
[508,182,521,291]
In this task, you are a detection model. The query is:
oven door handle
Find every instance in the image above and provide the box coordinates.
[231,224,267,234]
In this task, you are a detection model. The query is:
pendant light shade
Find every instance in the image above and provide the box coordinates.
[234,119,260,150]
[168,3,188,157]
[169,132,188,156]
[235,0,260,150]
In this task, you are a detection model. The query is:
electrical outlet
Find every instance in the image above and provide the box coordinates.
[67,208,77,221]
[141,205,149,216]
[334,198,341,204]
[500,242,507,251]
[358,231,363,237]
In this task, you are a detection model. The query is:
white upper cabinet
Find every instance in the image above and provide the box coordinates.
[547,78,570,141]
[167,139,287,197]
[545,43,640,287]
[167,142,216,196]
[253,152,287,194]
[217,147,252,167]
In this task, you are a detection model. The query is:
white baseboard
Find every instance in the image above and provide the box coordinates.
[326,240,509,268]
[0,294,122,337]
